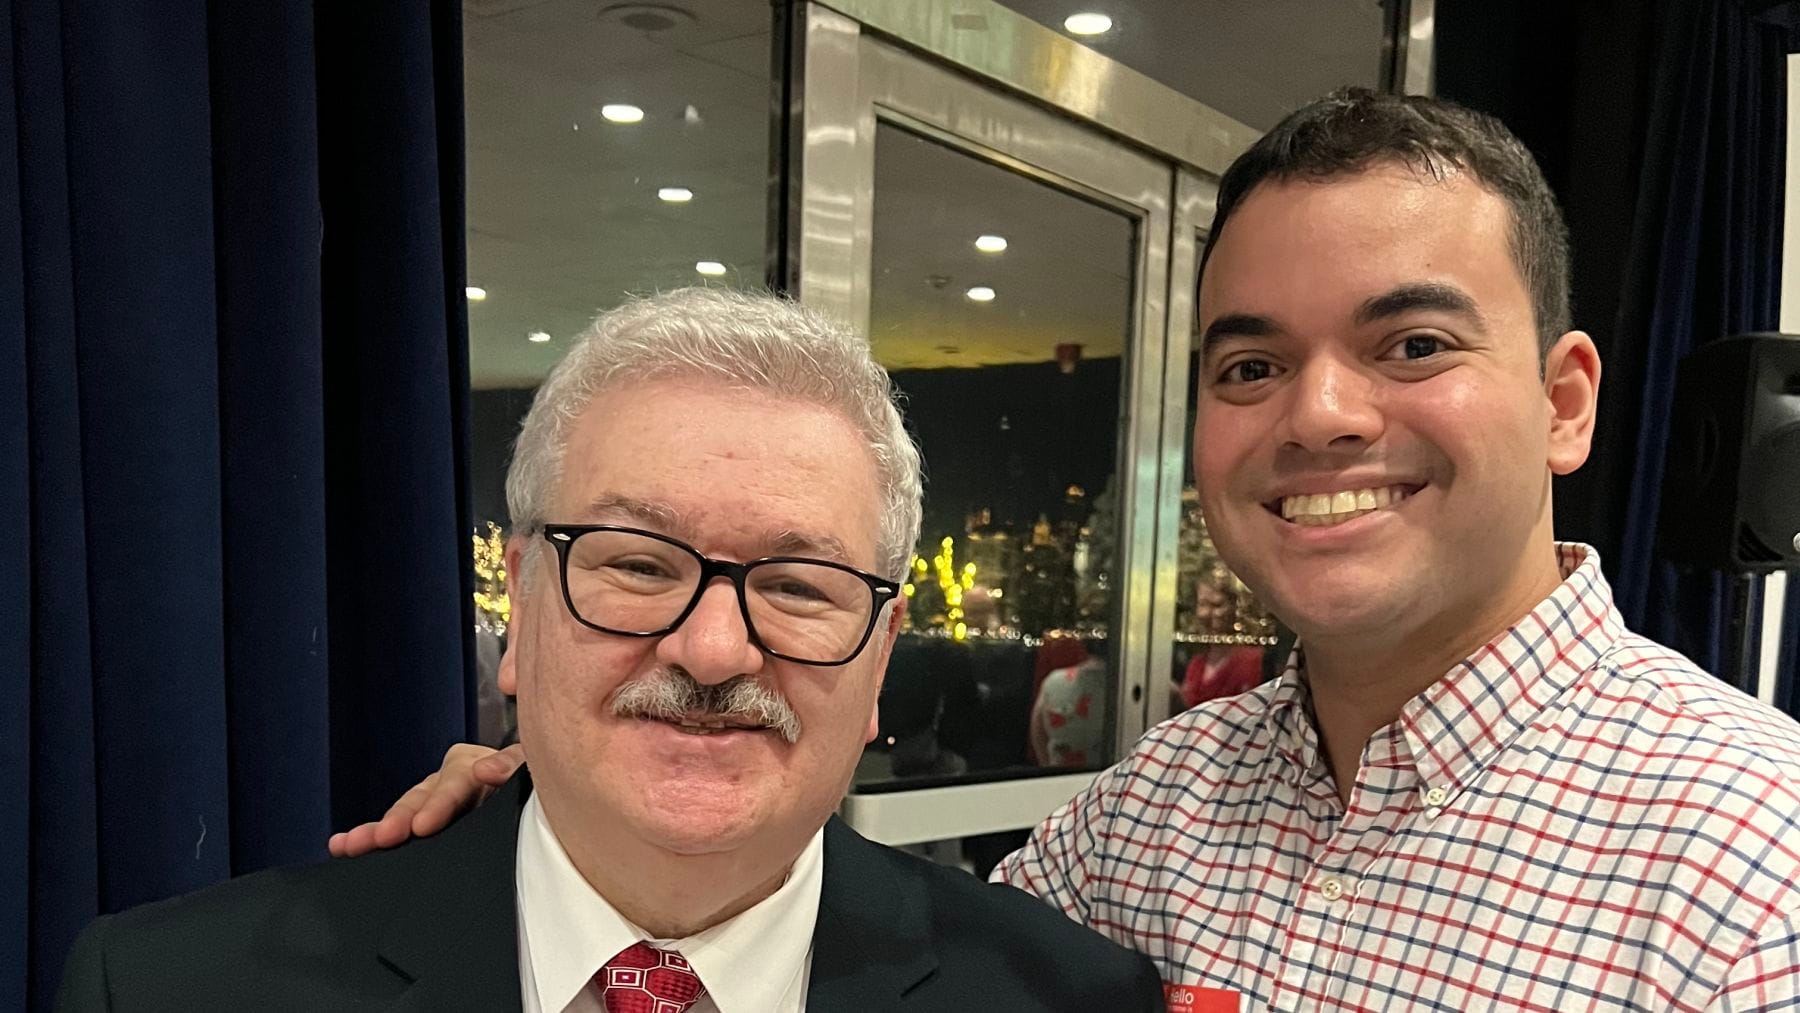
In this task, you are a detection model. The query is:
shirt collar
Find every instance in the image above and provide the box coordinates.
[515,791,823,1013]
[1264,651,1319,783]
[1262,543,1623,799]
[1401,542,1622,799]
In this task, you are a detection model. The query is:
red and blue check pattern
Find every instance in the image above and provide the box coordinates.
[997,544,1800,1011]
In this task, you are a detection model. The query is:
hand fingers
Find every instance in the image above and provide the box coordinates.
[329,743,523,857]
[331,821,383,859]
[471,746,524,786]
[410,762,503,836]
[371,775,438,848]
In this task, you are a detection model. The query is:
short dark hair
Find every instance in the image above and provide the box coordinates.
[1199,87,1571,358]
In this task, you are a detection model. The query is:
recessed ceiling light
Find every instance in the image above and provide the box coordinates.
[975,234,1009,253]
[601,103,644,123]
[658,187,694,203]
[527,331,551,343]
[695,261,727,276]
[1063,12,1112,35]
[966,286,996,302]
[465,286,487,301]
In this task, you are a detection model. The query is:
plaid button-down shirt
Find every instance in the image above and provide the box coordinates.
[996,544,1800,1011]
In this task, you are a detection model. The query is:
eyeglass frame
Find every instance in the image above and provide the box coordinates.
[539,523,903,667]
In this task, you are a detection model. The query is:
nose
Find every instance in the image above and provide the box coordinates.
[655,578,765,685]
[1278,356,1384,454]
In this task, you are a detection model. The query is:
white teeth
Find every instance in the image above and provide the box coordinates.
[1277,485,1415,528]
[669,716,764,735]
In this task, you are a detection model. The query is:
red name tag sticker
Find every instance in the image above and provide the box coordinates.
[1164,983,1240,1013]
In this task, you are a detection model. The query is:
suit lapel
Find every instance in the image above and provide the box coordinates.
[806,817,937,1012]
[377,771,532,1012]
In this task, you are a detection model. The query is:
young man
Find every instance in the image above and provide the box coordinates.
[58,289,1161,1012]
[353,89,1800,1010]
[995,86,1800,1010]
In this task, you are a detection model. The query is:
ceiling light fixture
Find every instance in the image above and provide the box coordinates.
[1063,12,1113,35]
[658,187,694,203]
[601,103,645,123]
[975,234,1008,253]
[527,331,551,343]
[465,286,487,301]
[695,261,727,276]
[966,286,996,302]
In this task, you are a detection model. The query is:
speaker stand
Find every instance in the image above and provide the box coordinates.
[1724,572,1766,694]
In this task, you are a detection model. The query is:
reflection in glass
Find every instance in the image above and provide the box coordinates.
[855,122,1137,787]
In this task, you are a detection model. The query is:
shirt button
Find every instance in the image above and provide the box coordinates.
[1424,786,1448,807]
[1320,877,1345,901]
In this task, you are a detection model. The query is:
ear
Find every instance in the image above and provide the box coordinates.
[1543,330,1601,476]
[863,600,905,744]
[497,537,531,696]
[498,642,518,696]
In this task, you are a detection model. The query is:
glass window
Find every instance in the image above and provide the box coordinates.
[998,0,1387,130]
[852,122,1137,788]
[464,1,774,744]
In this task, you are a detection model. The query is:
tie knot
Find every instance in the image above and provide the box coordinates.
[595,941,708,1013]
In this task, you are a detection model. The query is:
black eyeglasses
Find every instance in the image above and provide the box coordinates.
[539,524,901,666]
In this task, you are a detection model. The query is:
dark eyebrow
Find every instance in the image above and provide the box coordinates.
[1354,282,1487,333]
[1199,312,1282,355]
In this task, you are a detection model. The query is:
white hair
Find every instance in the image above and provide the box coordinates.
[505,287,924,580]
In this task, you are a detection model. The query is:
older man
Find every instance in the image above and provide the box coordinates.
[56,289,1161,1012]
[378,89,1800,1011]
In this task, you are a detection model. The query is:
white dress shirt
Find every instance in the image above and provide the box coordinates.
[515,792,821,1013]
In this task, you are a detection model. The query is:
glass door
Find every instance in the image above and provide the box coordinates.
[789,5,1187,844]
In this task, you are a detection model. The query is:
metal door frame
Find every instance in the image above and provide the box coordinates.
[789,4,1190,843]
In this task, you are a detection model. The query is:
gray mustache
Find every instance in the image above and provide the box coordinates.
[612,667,803,744]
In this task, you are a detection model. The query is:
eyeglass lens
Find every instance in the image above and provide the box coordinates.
[562,528,876,663]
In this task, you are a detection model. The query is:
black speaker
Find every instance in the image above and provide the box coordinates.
[1658,333,1800,572]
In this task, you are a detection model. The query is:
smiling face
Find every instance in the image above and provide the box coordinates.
[501,376,897,865]
[1194,163,1594,654]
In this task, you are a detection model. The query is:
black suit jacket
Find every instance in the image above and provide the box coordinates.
[58,773,1162,1011]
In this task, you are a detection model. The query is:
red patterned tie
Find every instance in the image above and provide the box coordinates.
[594,942,708,1013]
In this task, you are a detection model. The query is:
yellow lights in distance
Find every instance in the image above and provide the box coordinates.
[658,187,694,203]
[695,261,727,277]
[975,234,1008,254]
[601,103,644,124]
[472,522,511,634]
[965,286,995,303]
[465,286,487,302]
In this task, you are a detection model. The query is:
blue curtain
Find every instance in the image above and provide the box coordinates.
[0,2,476,1008]
[1610,0,1799,700]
